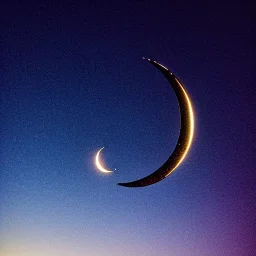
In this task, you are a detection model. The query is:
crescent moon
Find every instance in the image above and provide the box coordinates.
[95,147,113,173]
[118,58,194,187]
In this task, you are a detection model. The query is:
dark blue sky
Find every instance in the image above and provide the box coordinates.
[1,2,254,255]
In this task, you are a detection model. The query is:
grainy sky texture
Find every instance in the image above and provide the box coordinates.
[1,2,254,256]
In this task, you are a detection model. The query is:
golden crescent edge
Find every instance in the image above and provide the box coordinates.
[118,58,195,187]
[95,147,113,173]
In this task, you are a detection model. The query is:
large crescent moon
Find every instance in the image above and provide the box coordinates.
[95,147,113,173]
[118,58,194,187]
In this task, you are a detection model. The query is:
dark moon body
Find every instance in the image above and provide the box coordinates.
[118,58,194,188]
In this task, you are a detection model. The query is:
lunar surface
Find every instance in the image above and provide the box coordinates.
[118,58,194,187]
[95,147,113,173]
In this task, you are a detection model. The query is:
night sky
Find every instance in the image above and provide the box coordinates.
[1,2,255,256]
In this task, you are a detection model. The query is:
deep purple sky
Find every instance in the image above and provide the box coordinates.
[1,2,255,255]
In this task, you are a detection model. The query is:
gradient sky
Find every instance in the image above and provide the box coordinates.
[1,2,254,256]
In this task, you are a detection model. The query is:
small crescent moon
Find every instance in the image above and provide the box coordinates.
[95,147,113,173]
[118,58,195,187]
